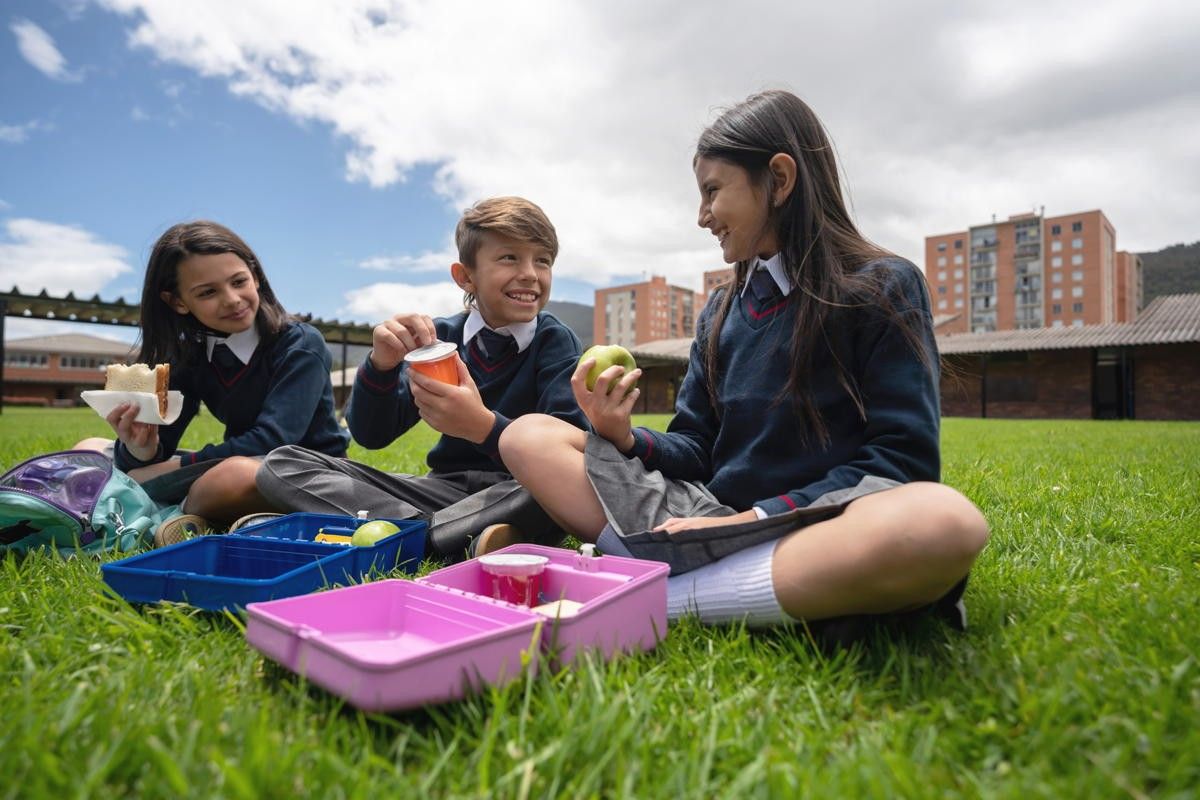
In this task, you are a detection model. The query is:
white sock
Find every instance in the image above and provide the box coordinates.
[666,539,789,628]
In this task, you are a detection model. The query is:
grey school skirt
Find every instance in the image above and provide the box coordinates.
[583,434,899,576]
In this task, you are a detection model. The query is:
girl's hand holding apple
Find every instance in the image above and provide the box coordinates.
[571,356,642,452]
[369,313,438,371]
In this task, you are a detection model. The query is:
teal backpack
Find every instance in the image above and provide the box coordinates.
[0,450,176,557]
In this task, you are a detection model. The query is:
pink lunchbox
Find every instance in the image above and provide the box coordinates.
[244,544,668,712]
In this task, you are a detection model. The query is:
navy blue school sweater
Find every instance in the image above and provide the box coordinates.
[349,311,589,474]
[624,257,940,516]
[114,321,350,470]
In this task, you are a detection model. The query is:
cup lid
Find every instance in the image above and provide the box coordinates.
[404,341,458,363]
[478,553,549,576]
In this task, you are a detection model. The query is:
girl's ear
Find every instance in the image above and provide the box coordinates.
[767,153,798,208]
[160,291,190,316]
[450,262,474,292]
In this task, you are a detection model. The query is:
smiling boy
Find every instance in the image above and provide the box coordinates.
[256,197,589,558]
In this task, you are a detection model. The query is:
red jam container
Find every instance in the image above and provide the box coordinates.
[404,341,460,385]
[477,553,549,607]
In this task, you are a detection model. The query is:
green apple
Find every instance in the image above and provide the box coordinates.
[351,519,400,547]
[580,344,638,393]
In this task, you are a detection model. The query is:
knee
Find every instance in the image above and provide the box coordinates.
[499,414,562,461]
[197,457,260,494]
[914,482,989,568]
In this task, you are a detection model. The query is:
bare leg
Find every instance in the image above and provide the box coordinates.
[498,415,608,541]
[73,437,113,452]
[769,482,988,620]
[183,456,279,526]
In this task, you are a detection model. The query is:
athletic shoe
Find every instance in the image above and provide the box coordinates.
[229,512,284,532]
[153,514,209,548]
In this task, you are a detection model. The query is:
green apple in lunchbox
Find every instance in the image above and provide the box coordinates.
[580,344,638,394]
[351,519,400,547]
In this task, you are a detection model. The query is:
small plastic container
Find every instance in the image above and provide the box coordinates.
[102,536,356,612]
[478,553,548,606]
[244,543,669,711]
[233,512,426,577]
[404,341,459,385]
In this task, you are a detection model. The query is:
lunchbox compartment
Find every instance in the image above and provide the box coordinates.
[234,512,427,576]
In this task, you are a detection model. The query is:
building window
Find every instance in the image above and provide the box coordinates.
[954,254,963,264]
[1071,269,1084,281]
[1071,254,1083,266]
[1072,237,1083,249]
[1051,272,1062,283]
[937,286,946,294]
[937,299,947,310]
[1072,286,1084,298]
[954,239,963,249]
[1051,256,1062,268]
[954,269,964,279]
[1072,221,1083,232]
[1052,303,1062,314]
[937,256,947,267]
[1051,288,1063,300]
[1051,224,1061,235]
[1072,302,1083,313]
[954,298,964,308]
[937,270,947,281]
[1052,320,1064,328]
[937,242,947,252]
[1051,241,1062,252]
[5,353,49,367]
[1072,319,1084,327]
[954,284,963,294]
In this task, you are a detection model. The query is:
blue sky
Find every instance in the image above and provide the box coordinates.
[3,0,1199,344]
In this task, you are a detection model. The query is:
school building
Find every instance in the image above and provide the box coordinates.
[2,334,135,406]
[593,276,705,349]
[926,209,1144,335]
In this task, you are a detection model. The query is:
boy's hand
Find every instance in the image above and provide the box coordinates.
[409,355,495,443]
[369,313,437,372]
[105,402,160,463]
[571,358,642,452]
[653,511,758,533]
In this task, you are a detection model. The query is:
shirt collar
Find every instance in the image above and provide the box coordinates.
[206,325,261,365]
[739,252,793,297]
[462,308,537,353]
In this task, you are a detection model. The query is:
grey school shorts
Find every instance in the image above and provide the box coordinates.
[583,434,899,576]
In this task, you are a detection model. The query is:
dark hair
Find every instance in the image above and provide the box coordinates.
[455,196,558,308]
[696,90,932,445]
[136,220,289,365]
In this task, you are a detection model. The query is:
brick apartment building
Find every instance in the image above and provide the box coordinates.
[2,333,135,406]
[926,209,1143,335]
[593,275,705,348]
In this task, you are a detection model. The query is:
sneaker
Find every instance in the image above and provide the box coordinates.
[469,523,524,558]
[229,512,284,532]
[154,514,209,548]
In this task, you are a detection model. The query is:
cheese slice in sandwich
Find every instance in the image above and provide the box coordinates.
[105,363,170,419]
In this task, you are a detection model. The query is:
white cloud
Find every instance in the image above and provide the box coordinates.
[10,19,81,82]
[340,280,465,323]
[359,246,455,274]
[0,120,52,144]
[0,218,133,295]
[95,0,1200,290]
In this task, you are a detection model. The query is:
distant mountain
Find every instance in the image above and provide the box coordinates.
[324,301,595,368]
[545,300,594,348]
[1139,241,1200,304]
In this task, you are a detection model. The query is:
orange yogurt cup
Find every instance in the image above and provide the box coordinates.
[404,341,460,385]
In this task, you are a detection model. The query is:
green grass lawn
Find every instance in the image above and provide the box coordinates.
[1,408,1197,798]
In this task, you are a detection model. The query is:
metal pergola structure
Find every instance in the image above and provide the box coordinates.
[0,288,375,415]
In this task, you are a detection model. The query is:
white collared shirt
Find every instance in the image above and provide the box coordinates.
[739,252,793,298]
[206,325,261,365]
[462,308,538,353]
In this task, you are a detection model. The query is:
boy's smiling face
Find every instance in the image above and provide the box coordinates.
[452,231,553,328]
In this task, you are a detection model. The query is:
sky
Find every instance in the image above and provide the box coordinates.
[2,0,1199,345]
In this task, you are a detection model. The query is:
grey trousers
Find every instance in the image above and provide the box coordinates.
[256,445,564,560]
